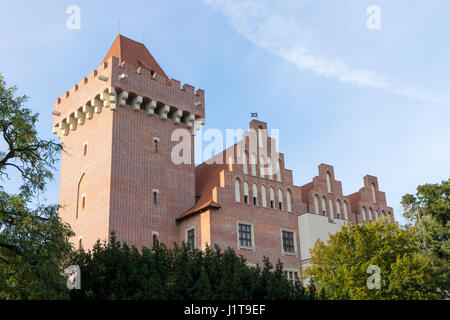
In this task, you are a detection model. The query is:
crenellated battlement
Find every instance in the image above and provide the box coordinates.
[109,56,205,116]
[52,55,205,142]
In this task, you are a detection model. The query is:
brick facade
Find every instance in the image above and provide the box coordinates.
[53,35,394,273]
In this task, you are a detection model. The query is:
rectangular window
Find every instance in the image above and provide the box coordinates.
[282,231,295,253]
[238,223,252,247]
[187,228,195,249]
[270,200,274,209]
[153,138,159,152]
[284,269,300,284]
[152,232,158,246]
[244,195,249,204]
[253,197,257,205]
[279,202,283,210]
[153,191,158,204]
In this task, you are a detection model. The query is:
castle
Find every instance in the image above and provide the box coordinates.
[52,35,394,277]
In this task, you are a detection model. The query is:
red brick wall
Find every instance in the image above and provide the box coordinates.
[109,104,196,249]
[58,107,113,250]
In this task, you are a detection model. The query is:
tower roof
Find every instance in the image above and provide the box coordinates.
[103,34,168,78]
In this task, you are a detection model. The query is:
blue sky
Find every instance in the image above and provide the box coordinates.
[1,0,449,225]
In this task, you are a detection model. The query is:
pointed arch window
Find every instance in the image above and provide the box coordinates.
[371,183,377,203]
[244,182,249,204]
[243,151,248,174]
[261,185,267,207]
[361,206,367,222]
[314,195,320,214]
[328,199,334,218]
[267,158,273,180]
[252,184,258,205]
[286,190,292,212]
[270,187,275,209]
[250,153,256,176]
[343,201,348,220]
[326,172,332,193]
[259,155,265,177]
[278,189,283,210]
[234,179,241,202]
[336,200,341,219]
[258,128,263,147]
[321,197,327,216]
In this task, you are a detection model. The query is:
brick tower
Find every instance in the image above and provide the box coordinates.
[52,35,205,250]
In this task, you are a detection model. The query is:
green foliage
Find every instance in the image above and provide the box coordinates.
[0,74,73,299]
[69,234,312,300]
[401,179,449,295]
[304,217,444,299]
[0,74,61,193]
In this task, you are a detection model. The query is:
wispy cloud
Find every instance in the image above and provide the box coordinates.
[203,0,448,105]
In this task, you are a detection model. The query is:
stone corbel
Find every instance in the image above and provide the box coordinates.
[183,114,195,128]
[52,126,64,141]
[59,121,70,136]
[100,92,110,108]
[67,116,77,131]
[132,96,143,111]
[159,105,170,119]
[118,91,128,107]
[91,98,103,114]
[82,104,94,119]
[74,110,86,125]
[192,117,205,135]
[145,100,157,115]
[171,109,183,123]
[108,87,117,110]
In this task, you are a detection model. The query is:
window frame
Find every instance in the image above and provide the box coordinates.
[153,137,160,152]
[185,227,196,250]
[152,189,159,204]
[281,229,298,256]
[283,267,300,284]
[237,221,255,251]
[152,231,159,246]
[234,179,241,202]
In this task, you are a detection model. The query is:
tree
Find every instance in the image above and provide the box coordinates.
[69,234,312,300]
[0,74,73,299]
[401,179,449,295]
[303,217,443,299]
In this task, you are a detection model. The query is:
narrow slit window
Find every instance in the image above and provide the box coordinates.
[152,233,158,245]
[153,190,159,204]
[153,137,160,152]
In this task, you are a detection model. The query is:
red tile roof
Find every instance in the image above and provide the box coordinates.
[176,200,220,222]
[103,34,168,78]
